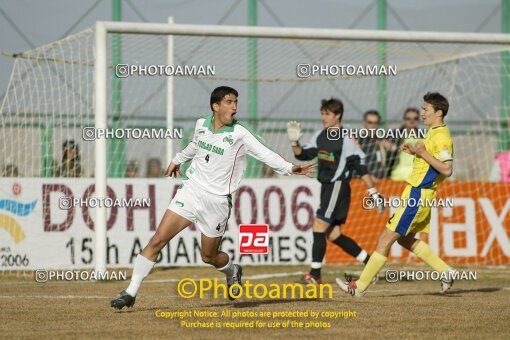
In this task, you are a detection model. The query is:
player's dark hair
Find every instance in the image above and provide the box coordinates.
[363,110,381,122]
[210,86,238,111]
[320,98,344,119]
[403,107,419,119]
[423,92,449,117]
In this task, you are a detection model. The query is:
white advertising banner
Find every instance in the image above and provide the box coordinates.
[0,178,317,269]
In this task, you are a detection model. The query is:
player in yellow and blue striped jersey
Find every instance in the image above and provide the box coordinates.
[336,92,458,296]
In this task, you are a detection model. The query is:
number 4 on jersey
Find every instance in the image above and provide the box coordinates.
[205,154,210,163]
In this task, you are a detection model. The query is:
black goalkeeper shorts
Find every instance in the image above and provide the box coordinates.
[316,181,351,226]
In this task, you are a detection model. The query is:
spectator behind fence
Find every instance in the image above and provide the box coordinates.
[125,160,140,178]
[56,140,83,177]
[146,158,163,178]
[390,108,424,181]
[490,150,510,182]
[357,110,395,181]
[2,164,19,177]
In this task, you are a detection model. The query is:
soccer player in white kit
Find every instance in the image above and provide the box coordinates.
[111,86,316,309]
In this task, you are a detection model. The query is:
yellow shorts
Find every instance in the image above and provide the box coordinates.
[386,184,436,236]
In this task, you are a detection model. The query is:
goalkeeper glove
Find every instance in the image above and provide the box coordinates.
[367,187,385,214]
[287,121,303,147]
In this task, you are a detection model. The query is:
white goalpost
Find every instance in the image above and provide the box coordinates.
[90,21,510,273]
[94,22,108,274]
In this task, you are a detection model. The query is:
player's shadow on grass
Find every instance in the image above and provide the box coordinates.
[374,287,501,298]
[114,307,182,314]
[202,298,329,308]
[438,287,502,296]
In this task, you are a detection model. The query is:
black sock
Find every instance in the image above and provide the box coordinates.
[332,234,369,263]
[310,232,326,277]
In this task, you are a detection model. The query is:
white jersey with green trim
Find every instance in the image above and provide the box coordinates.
[172,114,293,196]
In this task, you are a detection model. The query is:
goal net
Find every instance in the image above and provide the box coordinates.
[0,22,509,271]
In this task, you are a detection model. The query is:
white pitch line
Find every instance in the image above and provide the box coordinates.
[144,278,180,283]
[365,287,510,294]
[0,295,107,299]
[0,294,181,299]
[246,271,305,280]
[0,281,102,285]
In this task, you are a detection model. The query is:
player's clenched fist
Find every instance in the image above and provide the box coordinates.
[401,143,416,155]
[413,141,426,157]
[164,162,182,178]
[287,121,303,146]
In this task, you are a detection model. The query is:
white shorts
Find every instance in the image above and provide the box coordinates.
[168,180,232,238]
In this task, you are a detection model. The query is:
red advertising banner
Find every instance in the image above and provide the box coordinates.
[326,180,510,265]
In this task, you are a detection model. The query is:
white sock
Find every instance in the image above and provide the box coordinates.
[311,262,322,269]
[217,256,235,277]
[125,254,155,297]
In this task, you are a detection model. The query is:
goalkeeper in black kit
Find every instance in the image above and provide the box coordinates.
[288,98,384,284]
